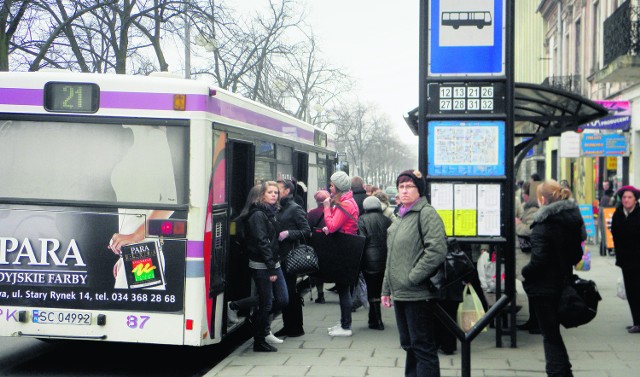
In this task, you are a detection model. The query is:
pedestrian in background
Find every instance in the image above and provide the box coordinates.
[323,171,359,337]
[516,180,541,334]
[274,179,311,338]
[307,190,330,304]
[374,191,396,219]
[610,185,640,334]
[358,196,393,330]
[382,169,447,377]
[522,179,586,376]
[351,175,367,215]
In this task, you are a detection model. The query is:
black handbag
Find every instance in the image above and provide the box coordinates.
[558,274,601,328]
[414,212,475,292]
[428,238,476,292]
[284,242,319,276]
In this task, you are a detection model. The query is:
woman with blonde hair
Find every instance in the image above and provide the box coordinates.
[234,182,288,352]
[522,179,586,376]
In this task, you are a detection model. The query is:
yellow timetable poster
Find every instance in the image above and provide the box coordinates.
[437,210,454,236]
[454,209,477,236]
[454,184,477,236]
[431,183,454,236]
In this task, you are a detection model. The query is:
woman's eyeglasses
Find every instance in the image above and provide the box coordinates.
[398,184,417,191]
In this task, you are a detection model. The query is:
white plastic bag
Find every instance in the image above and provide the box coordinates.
[617,277,627,300]
[457,284,486,332]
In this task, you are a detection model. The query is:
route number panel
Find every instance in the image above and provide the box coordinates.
[428,82,505,115]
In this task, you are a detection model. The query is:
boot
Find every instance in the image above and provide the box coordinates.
[315,292,325,304]
[368,300,384,330]
[253,338,277,352]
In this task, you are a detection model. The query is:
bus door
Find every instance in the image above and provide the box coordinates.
[293,151,309,209]
[220,140,255,328]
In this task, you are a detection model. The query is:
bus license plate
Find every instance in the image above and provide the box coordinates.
[32,310,92,325]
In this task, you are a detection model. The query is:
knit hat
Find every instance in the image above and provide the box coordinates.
[314,190,330,203]
[396,169,426,197]
[363,196,382,211]
[331,171,351,192]
[616,185,640,200]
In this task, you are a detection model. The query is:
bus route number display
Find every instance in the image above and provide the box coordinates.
[427,82,505,115]
[44,82,100,113]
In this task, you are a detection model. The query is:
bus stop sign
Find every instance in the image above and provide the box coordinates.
[429,0,505,76]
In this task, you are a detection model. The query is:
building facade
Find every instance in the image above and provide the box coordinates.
[528,0,639,206]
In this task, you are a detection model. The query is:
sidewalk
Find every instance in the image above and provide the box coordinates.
[206,253,639,377]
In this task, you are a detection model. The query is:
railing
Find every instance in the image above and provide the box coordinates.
[603,0,640,66]
[541,75,582,95]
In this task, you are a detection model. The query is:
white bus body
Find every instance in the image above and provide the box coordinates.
[0,71,336,346]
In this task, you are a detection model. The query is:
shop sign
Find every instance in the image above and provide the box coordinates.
[581,101,630,131]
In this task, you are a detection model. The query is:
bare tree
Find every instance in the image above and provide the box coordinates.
[329,101,389,178]
[0,0,31,71]
[272,31,352,127]
[8,0,185,73]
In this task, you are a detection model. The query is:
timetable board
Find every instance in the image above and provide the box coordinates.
[431,183,502,237]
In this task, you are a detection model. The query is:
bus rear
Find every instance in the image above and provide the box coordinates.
[0,72,196,345]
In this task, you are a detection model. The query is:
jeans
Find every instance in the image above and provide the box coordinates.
[530,296,573,377]
[252,267,288,340]
[336,282,353,329]
[394,300,440,377]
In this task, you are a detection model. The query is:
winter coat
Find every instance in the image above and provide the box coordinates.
[277,195,312,261]
[352,188,367,215]
[246,205,280,274]
[610,203,640,271]
[358,208,393,275]
[522,200,586,298]
[515,201,539,238]
[381,197,447,301]
[307,206,325,229]
[323,191,359,235]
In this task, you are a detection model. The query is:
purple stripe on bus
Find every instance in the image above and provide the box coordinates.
[207,96,314,141]
[101,92,176,110]
[0,88,41,105]
[0,88,314,141]
[187,240,204,258]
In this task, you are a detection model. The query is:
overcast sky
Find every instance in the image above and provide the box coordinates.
[231,0,421,142]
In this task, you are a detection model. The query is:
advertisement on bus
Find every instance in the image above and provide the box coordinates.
[0,121,189,312]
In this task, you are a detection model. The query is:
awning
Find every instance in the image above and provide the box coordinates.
[403,82,609,169]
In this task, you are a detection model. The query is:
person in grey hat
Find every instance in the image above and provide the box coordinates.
[322,170,359,337]
[358,196,393,330]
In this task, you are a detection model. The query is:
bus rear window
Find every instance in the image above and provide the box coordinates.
[0,120,188,205]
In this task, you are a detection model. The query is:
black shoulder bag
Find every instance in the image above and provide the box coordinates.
[415,211,475,292]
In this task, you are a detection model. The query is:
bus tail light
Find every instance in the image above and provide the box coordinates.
[148,219,187,238]
[185,319,193,330]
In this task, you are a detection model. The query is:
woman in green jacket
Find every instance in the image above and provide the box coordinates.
[381,170,447,377]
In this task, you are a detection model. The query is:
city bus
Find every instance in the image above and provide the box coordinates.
[0,70,336,346]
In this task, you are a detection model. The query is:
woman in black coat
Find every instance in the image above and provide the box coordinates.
[522,179,586,377]
[358,196,393,330]
[234,182,288,352]
[274,179,312,338]
[610,185,640,334]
